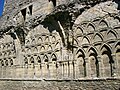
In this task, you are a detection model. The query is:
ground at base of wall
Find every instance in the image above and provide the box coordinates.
[0,79,119,90]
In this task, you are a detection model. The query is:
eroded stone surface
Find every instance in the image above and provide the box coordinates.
[0,0,120,90]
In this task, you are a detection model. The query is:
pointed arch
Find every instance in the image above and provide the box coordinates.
[10,59,13,66]
[99,19,109,29]
[37,56,41,63]
[76,48,85,58]
[92,18,101,25]
[87,46,98,56]
[76,48,86,77]
[82,36,90,45]
[51,53,57,61]
[43,55,49,62]
[33,47,38,52]
[3,51,7,56]
[47,45,52,51]
[87,47,99,77]
[87,23,95,32]
[77,36,82,44]
[113,16,120,25]
[52,36,56,42]
[45,36,49,42]
[5,60,8,66]
[25,39,30,44]
[0,52,2,56]
[75,27,84,35]
[107,30,117,40]
[114,15,120,21]
[93,33,103,42]
[30,57,34,63]
[38,37,43,43]
[100,43,112,52]
[81,22,88,28]
[100,29,107,38]
[40,46,45,52]
[74,38,79,46]
[31,38,36,44]
[1,60,4,66]
[24,57,28,64]
[101,44,114,77]
[55,42,60,49]
[26,47,31,53]
[114,41,120,52]
[108,16,120,27]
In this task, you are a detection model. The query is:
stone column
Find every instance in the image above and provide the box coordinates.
[75,60,79,79]
[40,63,43,79]
[57,62,62,79]
[97,55,104,78]
[10,66,14,78]
[0,66,2,78]
[34,64,39,78]
[111,53,117,77]
[4,66,7,78]
[33,63,35,78]
[13,37,22,66]
[12,66,16,79]
[2,60,6,78]
[43,63,50,79]
[50,62,54,79]
[1,66,3,78]
[64,62,67,78]
[24,64,28,78]
[20,65,24,78]
[69,61,73,79]
[72,61,75,79]
[42,63,46,79]
[85,57,91,78]
[28,64,34,78]
[62,63,64,79]
[34,64,37,78]
[47,63,50,79]
[56,62,58,79]
[68,61,70,78]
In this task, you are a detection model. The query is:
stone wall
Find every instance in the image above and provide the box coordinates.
[0,0,120,80]
[0,0,120,89]
[0,79,119,90]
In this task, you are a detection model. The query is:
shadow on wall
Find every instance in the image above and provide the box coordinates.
[113,0,120,10]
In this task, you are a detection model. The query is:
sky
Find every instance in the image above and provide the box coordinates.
[0,0,4,16]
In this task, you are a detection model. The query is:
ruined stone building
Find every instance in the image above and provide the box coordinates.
[0,0,120,90]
